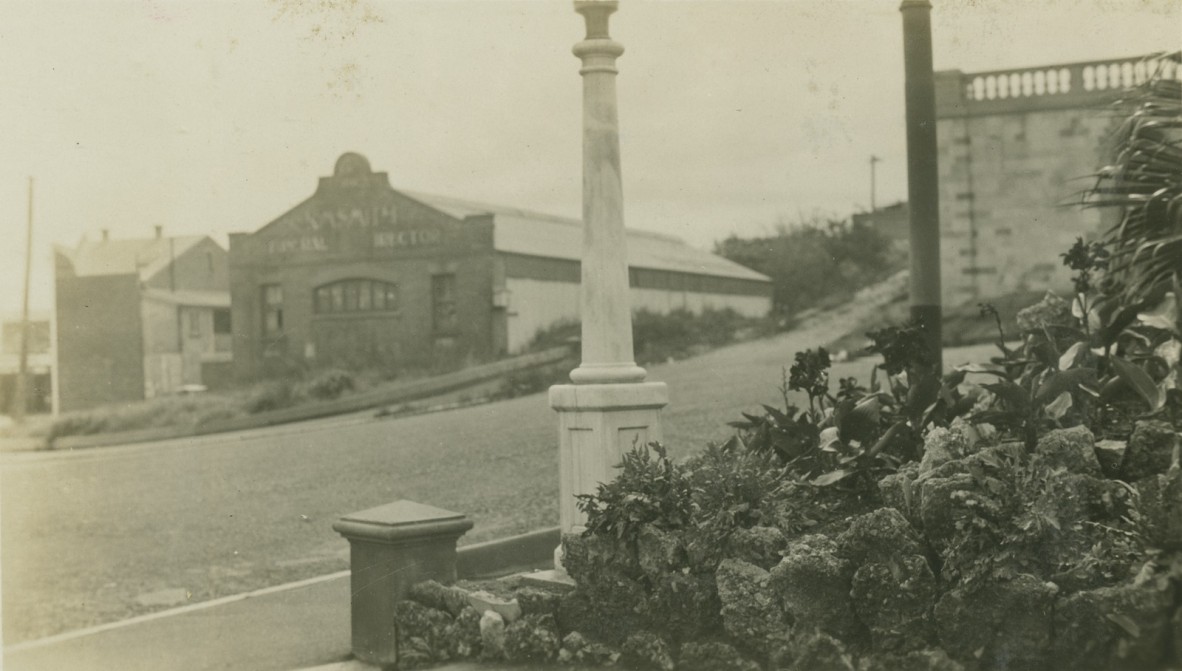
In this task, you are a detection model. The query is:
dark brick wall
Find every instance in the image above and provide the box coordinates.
[54,270,145,412]
[230,185,499,382]
[143,237,229,293]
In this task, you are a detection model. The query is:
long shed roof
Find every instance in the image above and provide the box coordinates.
[404,191,770,284]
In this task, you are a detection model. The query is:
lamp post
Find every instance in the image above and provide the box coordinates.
[900,0,943,375]
[549,0,668,568]
[869,155,881,213]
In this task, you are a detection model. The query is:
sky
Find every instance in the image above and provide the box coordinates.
[1,0,1179,316]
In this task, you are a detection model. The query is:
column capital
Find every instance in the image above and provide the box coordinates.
[574,0,618,38]
[899,0,932,10]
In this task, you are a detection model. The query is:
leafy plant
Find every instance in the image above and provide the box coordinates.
[966,238,1182,445]
[1084,52,1182,303]
[576,443,696,545]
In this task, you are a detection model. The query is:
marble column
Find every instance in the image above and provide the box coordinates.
[550,0,669,551]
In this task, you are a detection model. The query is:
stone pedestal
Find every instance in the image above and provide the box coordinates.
[550,382,668,535]
[333,500,473,666]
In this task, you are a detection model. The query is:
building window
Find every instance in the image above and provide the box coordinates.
[213,309,231,334]
[432,274,458,334]
[313,279,399,314]
[262,284,284,335]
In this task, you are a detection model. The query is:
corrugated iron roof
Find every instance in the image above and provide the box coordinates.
[57,236,210,281]
[142,288,231,308]
[402,191,770,283]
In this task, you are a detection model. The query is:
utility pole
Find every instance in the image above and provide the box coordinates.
[900,0,943,376]
[870,155,882,213]
[13,177,34,423]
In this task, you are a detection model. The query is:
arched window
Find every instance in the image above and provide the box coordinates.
[314,279,399,314]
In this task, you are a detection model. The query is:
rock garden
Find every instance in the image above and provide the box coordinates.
[385,69,1182,670]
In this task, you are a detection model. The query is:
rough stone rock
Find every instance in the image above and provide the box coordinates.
[1095,439,1127,478]
[1122,420,1179,480]
[919,425,971,475]
[636,526,686,577]
[393,600,454,667]
[769,535,863,643]
[918,473,976,549]
[1173,607,1182,666]
[1137,469,1182,550]
[466,590,522,623]
[440,606,482,660]
[620,631,675,671]
[560,630,588,655]
[934,575,1057,671]
[849,554,937,652]
[514,586,562,618]
[679,641,761,671]
[1041,470,1100,530]
[1015,291,1073,333]
[770,629,857,671]
[726,525,788,569]
[1035,425,1101,475]
[556,589,644,647]
[407,580,470,617]
[1051,577,1176,670]
[863,648,965,671]
[837,507,925,565]
[503,613,561,663]
[715,558,787,652]
[646,570,722,640]
[559,630,620,665]
[479,609,506,660]
[878,463,922,528]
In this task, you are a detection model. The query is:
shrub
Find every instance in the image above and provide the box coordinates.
[245,380,297,414]
[715,216,903,320]
[299,369,355,400]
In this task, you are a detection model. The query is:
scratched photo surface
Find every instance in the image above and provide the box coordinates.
[0,1,1179,669]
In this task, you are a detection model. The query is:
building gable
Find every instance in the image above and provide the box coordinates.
[242,153,491,265]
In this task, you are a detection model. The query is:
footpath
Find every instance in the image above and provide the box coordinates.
[3,572,354,671]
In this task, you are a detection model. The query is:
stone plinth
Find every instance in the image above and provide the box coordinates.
[550,382,668,535]
[333,500,473,666]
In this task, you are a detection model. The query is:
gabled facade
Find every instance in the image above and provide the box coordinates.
[54,231,231,412]
[229,153,772,381]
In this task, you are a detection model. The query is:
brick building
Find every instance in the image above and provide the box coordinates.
[53,230,232,412]
[933,54,1181,306]
[229,152,772,380]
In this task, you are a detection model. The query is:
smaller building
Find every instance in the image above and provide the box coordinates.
[851,201,909,250]
[54,230,232,412]
[0,312,52,415]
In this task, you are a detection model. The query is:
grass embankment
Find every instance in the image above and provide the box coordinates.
[2,309,773,448]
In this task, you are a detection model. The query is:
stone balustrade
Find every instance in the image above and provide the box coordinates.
[936,53,1181,118]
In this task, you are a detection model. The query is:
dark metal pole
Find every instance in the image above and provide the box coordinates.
[900,0,942,375]
[870,155,881,213]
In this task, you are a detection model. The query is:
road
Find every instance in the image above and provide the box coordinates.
[0,302,995,645]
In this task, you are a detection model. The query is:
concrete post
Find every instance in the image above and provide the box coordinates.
[333,500,473,666]
[550,0,668,556]
[900,0,943,375]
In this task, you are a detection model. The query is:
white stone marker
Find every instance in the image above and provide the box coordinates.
[550,0,669,557]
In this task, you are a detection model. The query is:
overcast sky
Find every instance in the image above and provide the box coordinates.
[1,0,1178,315]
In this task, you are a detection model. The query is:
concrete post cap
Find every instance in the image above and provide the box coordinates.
[900,0,932,10]
[333,500,473,544]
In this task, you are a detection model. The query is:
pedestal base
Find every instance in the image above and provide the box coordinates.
[549,381,669,537]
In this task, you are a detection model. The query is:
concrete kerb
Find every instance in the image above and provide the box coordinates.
[2,525,563,670]
[48,346,573,451]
